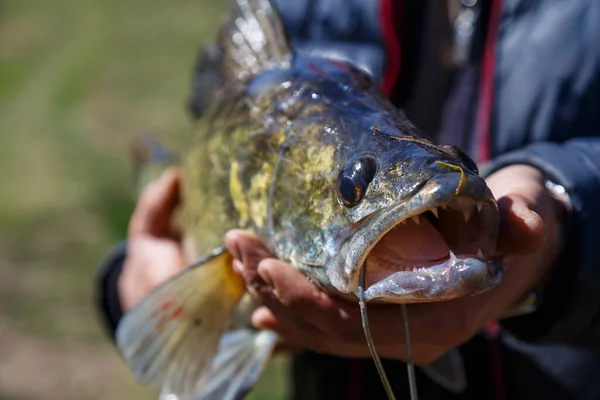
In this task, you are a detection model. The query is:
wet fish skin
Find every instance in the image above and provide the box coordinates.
[116,0,503,398]
[181,56,500,301]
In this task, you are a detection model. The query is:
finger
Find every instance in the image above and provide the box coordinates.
[253,259,370,341]
[253,263,485,362]
[255,260,443,345]
[252,305,370,357]
[253,302,446,362]
[224,229,273,283]
[252,306,316,347]
[129,169,181,237]
[252,306,332,349]
[495,195,546,255]
[225,231,389,345]
[227,233,480,354]
[224,231,324,338]
[260,257,489,350]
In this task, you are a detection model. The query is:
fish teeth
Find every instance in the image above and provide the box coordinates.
[449,250,457,261]
[430,207,439,218]
[462,208,472,222]
[400,219,407,225]
[477,248,484,258]
[440,204,447,210]
[411,215,420,225]
[476,203,483,213]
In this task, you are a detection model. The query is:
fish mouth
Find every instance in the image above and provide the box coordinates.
[338,172,504,303]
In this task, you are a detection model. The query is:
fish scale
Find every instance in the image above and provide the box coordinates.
[116,0,504,399]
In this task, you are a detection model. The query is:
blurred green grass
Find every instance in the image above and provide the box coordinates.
[0,0,290,398]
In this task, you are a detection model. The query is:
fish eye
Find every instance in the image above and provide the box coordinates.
[337,157,378,207]
[442,145,479,175]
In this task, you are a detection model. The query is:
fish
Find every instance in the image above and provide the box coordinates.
[116,0,504,399]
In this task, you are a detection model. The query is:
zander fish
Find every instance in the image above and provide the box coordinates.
[116,1,504,399]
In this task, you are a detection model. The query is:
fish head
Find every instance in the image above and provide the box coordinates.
[327,123,503,303]
[263,61,503,304]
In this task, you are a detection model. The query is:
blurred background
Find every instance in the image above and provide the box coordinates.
[0,0,289,398]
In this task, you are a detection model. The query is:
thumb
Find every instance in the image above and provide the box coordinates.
[495,195,547,256]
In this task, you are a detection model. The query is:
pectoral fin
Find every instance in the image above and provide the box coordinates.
[159,329,278,400]
[116,248,246,398]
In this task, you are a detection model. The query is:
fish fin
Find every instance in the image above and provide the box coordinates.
[419,349,467,393]
[219,0,292,82]
[188,43,227,119]
[130,133,177,195]
[116,248,246,398]
[160,329,279,400]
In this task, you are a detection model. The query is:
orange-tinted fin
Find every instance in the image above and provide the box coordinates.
[116,248,247,398]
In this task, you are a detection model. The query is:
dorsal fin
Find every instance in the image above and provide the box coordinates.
[218,0,292,83]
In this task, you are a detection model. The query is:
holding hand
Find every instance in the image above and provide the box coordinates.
[119,169,186,312]
[117,164,567,364]
[226,164,566,363]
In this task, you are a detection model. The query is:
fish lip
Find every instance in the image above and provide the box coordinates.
[363,256,505,303]
[330,172,502,301]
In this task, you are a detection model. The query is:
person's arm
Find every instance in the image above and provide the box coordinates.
[95,242,127,340]
[484,138,600,346]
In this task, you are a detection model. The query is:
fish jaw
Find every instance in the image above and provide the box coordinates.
[328,171,504,303]
[363,255,504,303]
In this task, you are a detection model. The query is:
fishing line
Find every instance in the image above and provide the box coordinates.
[358,267,397,400]
[401,304,419,400]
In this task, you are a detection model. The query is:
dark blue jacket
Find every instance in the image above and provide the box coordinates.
[96,0,600,399]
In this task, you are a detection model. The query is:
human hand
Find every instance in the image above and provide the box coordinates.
[482,164,565,314]
[225,164,565,363]
[119,169,187,312]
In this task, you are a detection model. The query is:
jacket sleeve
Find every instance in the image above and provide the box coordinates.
[483,138,600,347]
[94,241,127,341]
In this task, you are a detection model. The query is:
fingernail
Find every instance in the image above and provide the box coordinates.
[251,307,271,329]
[257,264,282,300]
[229,242,241,261]
[233,259,244,275]
[257,264,273,287]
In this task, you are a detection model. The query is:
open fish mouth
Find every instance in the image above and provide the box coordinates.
[341,171,504,303]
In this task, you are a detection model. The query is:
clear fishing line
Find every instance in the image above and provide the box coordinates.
[358,267,419,400]
[358,267,397,400]
[401,304,419,400]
